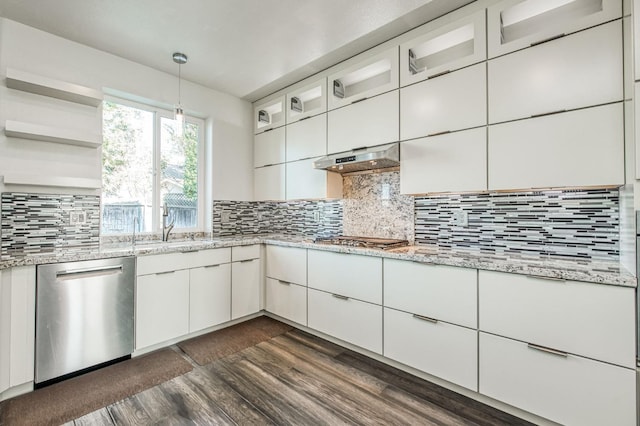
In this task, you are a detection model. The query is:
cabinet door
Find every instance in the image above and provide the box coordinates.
[265,278,307,325]
[488,103,624,190]
[254,96,285,134]
[479,333,636,426]
[232,259,261,320]
[400,127,487,195]
[308,288,382,354]
[136,270,189,350]
[479,270,635,368]
[189,264,231,332]
[254,127,285,167]
[384,308,477,391]
[400,10,486,87]
[254,164,285,201]
[327,90,399,154]
[265,245,307,285]
[400,63,486,140]
[487,0,622,58]
[488,21,623,124]
[231,244,260,262]
[383,259,477,328]
[286,158,342,200]
[308,250,382,304]
[286,78,327,123]
[286,114,327,162]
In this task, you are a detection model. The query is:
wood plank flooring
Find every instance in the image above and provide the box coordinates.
[67,328,532,425]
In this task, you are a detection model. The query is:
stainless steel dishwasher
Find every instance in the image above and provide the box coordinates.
[35,256,135,384]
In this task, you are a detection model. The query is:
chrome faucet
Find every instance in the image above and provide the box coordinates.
[162,203,175,241]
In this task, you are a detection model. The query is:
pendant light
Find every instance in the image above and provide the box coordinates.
[172,52,187,137]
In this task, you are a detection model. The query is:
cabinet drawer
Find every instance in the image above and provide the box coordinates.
[384,308,477,391]
[488,21,622,124]
[383,259,477,328]
[266,245,307,285]
[400,63,486,140]
[185,248,231,269]
[137,252,188,275]
[308,250,382,304]
[231,244,260,262]
[254,126,285,167]
[488,103,624,190]
[189,263,231,332]
[254,164,285,201]
[286,114,327,162]
[232,259,261,320]
[400,127,487,195]
[265,278,307,325]
[327,91,399,154]
[479,333,635,426]
[479,270,635,368]
[308,288,382,354]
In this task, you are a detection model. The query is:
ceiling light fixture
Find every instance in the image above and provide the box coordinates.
[172,52,188,136]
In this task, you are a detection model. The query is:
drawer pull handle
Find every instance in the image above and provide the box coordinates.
[240,259,256,263]
[428,69,451,79]
[298,116,311,121]
[527,343,568,358]
[526,275,566,283]
[278,280,291,286]
[156,270,176,275]
[263,128,274,132]
[427,130,451,137]
[352,97,368,104]
[181,249,200,253]
[205,264,221,268]
[530,33,565,47]
[531,109,566,118]
[413,314,438,324]
[332,294,349,300]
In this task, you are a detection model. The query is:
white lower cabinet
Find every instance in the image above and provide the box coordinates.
[479,332,636,426]
[265,278,307,325]
[231,258,261,320]
[400,127,487,195]
[136,270,190,350]
[308,288,382,354]
[488,103,624,190]
[189,264,231,332]
[384,308,477,391]
[266,245,307,286]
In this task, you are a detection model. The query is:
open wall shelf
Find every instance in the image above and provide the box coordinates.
[2,174,101,190]
[4,120,101,148]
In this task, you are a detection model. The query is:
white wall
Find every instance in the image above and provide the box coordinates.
[0,17,254,202]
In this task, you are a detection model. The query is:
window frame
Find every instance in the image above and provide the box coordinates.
[102,96,206,235]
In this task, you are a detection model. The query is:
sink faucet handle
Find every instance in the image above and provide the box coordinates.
[162,203,169,216]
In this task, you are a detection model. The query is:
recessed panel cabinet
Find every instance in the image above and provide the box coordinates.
[327,90,399,154]
[488,103,624,190]
[488,20,623,124]
[400,127,487,194]
[400,63,486,140]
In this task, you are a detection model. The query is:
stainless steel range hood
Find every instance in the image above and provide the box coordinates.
[313,143,399,174]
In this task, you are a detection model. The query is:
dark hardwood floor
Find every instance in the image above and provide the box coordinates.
[67,328,532,425]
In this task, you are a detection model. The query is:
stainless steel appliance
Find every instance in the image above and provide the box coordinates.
[35,256,135,384]
[314,236,409,250]
[313,143,400,174]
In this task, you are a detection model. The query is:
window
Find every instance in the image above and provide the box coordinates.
[101,99,204,234]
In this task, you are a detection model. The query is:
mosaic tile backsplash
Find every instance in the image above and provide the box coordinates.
[415,188,619,260]
[1,192,100,259]
[212,199,342,239]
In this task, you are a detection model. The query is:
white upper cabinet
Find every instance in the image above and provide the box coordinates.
[254,96,285,134]
[400,10,486,87]
[254,164,285,201]
[400,63,486,140]
[488,20,623,124]
[488,103,624,190]
[254,126,285,167]
[327,47,399,110]
[286,158,342,201]
[487,0,622,58]
[286,113,327,162]
[286,78,327,123]
[327,90,399,154]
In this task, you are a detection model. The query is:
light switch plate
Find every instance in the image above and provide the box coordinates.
[69,211,87,225]
[221,211,231,223]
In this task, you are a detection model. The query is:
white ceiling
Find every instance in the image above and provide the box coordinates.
[0,0,472,101]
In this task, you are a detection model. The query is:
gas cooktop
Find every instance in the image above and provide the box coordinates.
[313,236,409,250]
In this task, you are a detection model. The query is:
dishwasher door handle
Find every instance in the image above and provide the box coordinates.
[56,265,123,280]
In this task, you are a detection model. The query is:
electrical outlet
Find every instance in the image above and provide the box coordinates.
[257,212,265,221]
[221,211,231,223]
[313,211,321,222]
[451,210,468,227]
[69,211,87,225]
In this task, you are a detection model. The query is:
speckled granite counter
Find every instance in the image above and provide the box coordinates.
[1,234,635,287]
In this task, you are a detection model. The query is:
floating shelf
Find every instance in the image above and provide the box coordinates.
[2,174,101,190]
[6,68,103,107]
[4,120,101,148]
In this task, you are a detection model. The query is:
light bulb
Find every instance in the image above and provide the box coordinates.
[175,105,185,137]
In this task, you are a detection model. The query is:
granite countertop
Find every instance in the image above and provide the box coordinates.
[0,234,635,288]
